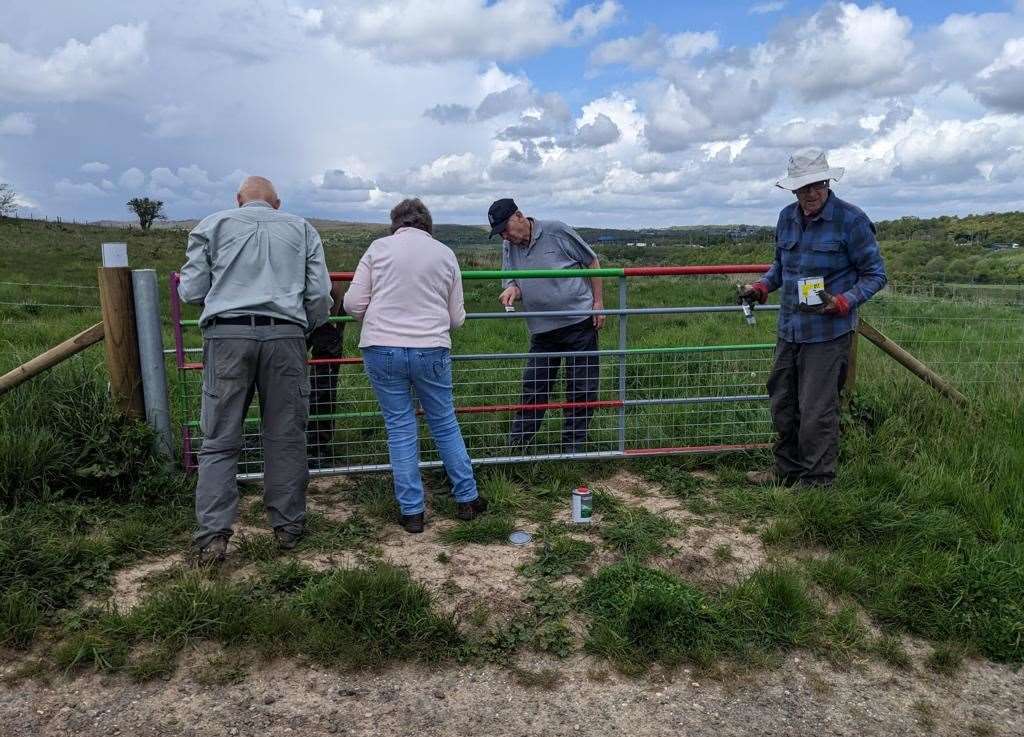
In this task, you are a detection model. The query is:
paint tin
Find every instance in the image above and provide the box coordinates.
[571,485,592,524]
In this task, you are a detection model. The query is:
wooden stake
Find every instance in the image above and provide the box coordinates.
[857,319,969,407]
[842,330,858,404]
[98,266,145,417]
[0,322,104,396]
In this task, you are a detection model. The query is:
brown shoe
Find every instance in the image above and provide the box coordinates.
[456,496,488,521]
[746,469,789,486]
[191,536,228,567]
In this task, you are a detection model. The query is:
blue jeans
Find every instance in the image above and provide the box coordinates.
[362,346,479,515]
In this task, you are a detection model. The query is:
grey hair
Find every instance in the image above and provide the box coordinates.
[389,198,433,235]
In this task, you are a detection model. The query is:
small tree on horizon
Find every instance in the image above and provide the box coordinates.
[0,183,17,218]
[127,196,166,231]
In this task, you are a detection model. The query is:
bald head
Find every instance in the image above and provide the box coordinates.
[236,176,280,209]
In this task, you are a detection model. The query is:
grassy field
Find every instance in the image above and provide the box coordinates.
[1,215,1023,683]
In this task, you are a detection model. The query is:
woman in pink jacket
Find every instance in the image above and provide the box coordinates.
[344,199,487,533]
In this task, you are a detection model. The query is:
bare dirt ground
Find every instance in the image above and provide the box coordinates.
[3,647,1021,737]
[3,472,1022,737]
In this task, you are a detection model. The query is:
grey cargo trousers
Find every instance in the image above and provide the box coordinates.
[194,322,310,547]
[767,332,852,486]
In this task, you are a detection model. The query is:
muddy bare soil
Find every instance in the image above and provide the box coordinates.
[2,648,1022,737]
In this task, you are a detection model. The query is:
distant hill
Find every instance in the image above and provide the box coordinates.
[32,207,1024,283]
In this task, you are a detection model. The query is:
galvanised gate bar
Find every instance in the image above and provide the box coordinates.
[169,264,779,480]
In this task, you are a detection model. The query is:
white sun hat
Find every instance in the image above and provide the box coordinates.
[776,147,845,191]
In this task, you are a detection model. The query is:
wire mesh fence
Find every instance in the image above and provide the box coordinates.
[0,280,102,313]
[169,266,780,478]
[167,267,1024,480]
[172,345,777,477]
[861,282,1024,393]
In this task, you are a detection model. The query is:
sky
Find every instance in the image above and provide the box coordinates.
[2,0,1024,227]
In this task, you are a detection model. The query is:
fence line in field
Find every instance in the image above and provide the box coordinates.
[0,281,99,290]
[0,281,103,311]
[170,264,780,478]
[156,266,1024,479]
[0,301,102,309]
[861,282,1024,390]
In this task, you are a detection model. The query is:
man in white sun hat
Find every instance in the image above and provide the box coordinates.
[738,148,887,488]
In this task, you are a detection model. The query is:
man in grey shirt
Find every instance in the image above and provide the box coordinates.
[488,198,605,455]
[179,176,332,564]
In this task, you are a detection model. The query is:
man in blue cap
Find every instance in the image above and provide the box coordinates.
[488,198,605,456]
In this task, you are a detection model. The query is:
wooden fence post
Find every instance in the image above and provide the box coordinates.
[98,263,145,418]
[857,319,968,407]
[0,322,105,396]
[842,331,858,404]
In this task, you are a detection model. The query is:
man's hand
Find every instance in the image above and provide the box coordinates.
[817,290,850,317]
[592,300,605,329]
[499,285,521,307]
[738,282,768,304]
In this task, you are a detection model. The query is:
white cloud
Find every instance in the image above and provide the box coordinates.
[5,1,1024,227]
[567,113,620,148]
[749,1,785,14]
[974,37,1024,112]
[0,23,147,101]
[0,112,34,135]
[80,161,110,174]
[424,103,473,124]
[118,168,146,190]
[476,83,537,120]
[54,179,106,198]
[590,29,718,69]
[769,3,915,99]
[149,167,183,189]
[145,104,200,138]
[381,152,484,196]
[322,169,375,190]
[176,165,214,188]
[314,0,620,62]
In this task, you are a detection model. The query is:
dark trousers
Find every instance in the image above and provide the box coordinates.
[510,318,599,452]
[767,332,852,486]
[306,322,343,459]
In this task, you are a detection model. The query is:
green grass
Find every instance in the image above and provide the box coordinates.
[519,533,595,579]
[440,514,516,545]
[871,634,913,670]
[55,563,463,676]
[3,215,1024,676]
[599,503,678,560]
[580,561,821,673]
[299,512,377,551]
[926,642,968,675]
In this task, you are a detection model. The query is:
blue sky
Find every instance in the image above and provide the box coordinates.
[2,1,1024,226]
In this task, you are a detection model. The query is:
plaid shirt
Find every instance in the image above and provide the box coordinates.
[757,192,887,344]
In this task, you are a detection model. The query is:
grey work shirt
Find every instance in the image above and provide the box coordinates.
[502,219,598,334]
[178,200,332,331]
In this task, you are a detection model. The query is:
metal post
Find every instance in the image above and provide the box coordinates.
[617,276,628,453]
[132,269,173,459]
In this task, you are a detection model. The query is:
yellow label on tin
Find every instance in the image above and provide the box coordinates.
[798,276,825,306]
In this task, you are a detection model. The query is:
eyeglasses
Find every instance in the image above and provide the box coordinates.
[795,181,829,196]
